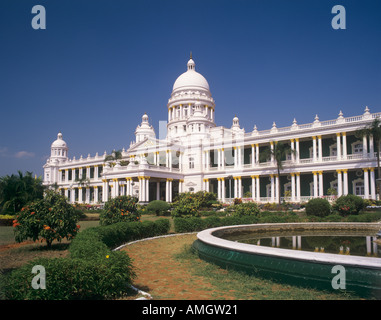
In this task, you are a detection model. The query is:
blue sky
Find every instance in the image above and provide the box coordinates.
[0,0,380,177]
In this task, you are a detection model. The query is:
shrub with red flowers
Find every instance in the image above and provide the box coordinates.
[100,195,140,225]
[333,194,365,216]
[13,190,80,248]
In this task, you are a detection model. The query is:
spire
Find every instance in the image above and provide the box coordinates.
[190,51,192,59]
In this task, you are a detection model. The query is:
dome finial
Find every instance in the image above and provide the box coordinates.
[190,51,192,59]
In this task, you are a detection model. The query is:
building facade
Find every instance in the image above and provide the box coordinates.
[43,57,380,204]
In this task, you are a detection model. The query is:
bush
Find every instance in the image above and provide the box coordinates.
[100,195,140,225]
[231,202,260,217]
[171,191,218,218]
[305,198,331,217]
[258,211,301,223]
[13,190,80,248]
[333,194,365,216]
[146,200,171,216]
[3,254,135,300]
[4,218,171,300]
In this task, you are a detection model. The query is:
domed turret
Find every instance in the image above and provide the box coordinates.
[167,54,216,140]
[135,113,156,143]
[50,132,68,159]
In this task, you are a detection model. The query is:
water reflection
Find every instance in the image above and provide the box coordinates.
[222,232,379,258]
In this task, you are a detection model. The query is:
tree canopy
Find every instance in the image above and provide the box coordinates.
[0,171,44,214]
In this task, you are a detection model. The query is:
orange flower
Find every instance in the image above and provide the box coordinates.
[31,212,35,215]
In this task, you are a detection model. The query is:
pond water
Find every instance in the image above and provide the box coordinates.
[219,230,380,258]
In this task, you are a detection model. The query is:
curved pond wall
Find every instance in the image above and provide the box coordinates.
[193,222,381,298]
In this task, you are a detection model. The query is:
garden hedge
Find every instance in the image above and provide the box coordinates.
[3,219,171,300]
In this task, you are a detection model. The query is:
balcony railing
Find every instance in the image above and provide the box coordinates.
[207,152,379,171]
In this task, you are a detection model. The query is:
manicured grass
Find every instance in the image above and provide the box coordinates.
[122,234,362,300]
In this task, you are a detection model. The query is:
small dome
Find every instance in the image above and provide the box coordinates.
[172,57,210,93]
[51,132,67,148]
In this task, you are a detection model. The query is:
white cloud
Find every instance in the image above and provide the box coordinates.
[14,151,35,159]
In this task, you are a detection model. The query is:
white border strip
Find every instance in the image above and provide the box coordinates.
[196,223,381,269]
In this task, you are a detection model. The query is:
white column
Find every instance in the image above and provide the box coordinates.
[370,168,376,199]
[168,151,172,170]
[234,147,238,169]
[296,173,301,202]
[202,151,206,171]
[234,177,238,198]
[78,187,83,203]
[343,169,348,195]
[169,179,173,202]
[221,178,225,202]
[72,168,75,183]
[291,140,295,163]
[318,135,322,162]
[342,132,347,160]
[206,150,210,171]
[70,188,75,203]
[139,178,143,202]
[319,171,324,197]
[217,178,222,200]
[255,144,259,164]
[238,146,242,168]
[275,175,279,201]
[363,136,368,158]
[364,168,369,199]
[93,186,99,203]
[291,173,296,202]
[295,139,300,163]
[114,179,119,198]
[166,150,169,167]
[312,137,317,162]
[313,172,318,198]
[65,169,69,183]
[86,166,90,180]
[251,176,256,201]
[270,142,274,164]
[64,188,69,200]
[337,170,343,197]
[238,177,242,198]
[86,187,90,203]
[256,176,260,202]
[94,166,99,180]
[271,175,275,202]
[251,145,255,168]
[145,177,150,202]
[336,133,341,160]
[369,136,374,158]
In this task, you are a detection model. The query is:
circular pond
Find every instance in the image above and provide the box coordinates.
[193,222,381,298]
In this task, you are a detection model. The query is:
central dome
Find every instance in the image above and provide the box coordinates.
[172,57,210,93]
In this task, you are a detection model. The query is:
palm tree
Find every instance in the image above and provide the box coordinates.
[104,149,123,167]
[260,141,297,204]
[355,117,381,198]
[0,171,44,214]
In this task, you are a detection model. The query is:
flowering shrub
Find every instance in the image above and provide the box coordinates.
[231,202,260,217]
[333,194,365,216]
[13,190,80,248]
[100,195,140,225]
[171,191,217,218]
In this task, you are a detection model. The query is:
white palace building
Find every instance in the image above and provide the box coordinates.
[43,56,380,204]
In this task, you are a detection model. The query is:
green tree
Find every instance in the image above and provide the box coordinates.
[356,117,381,198]
[260,141,296,204]
[104,149,123,168]
[0,171,44,214]
[13,190,80,248]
